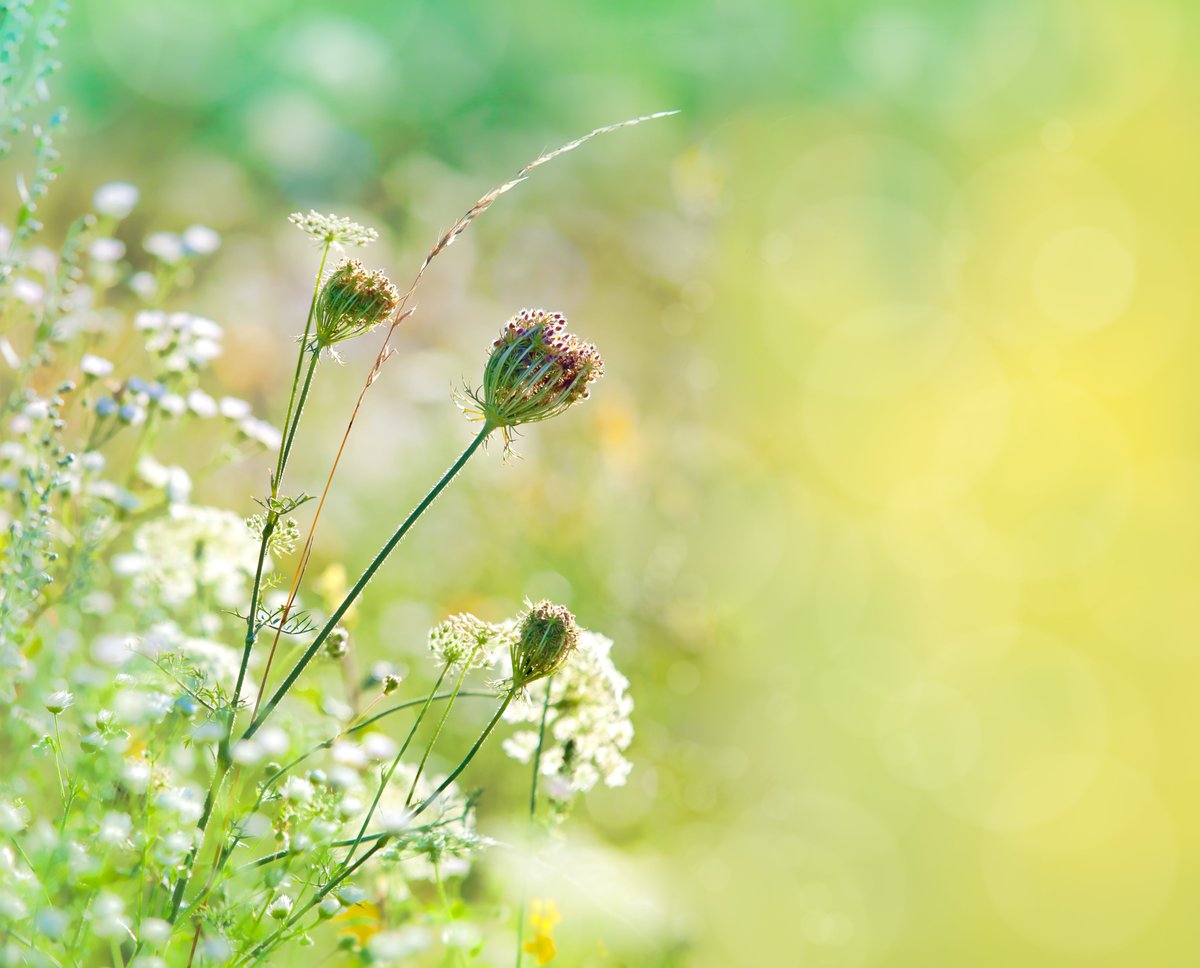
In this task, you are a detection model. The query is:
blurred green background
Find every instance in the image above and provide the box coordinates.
[28,0,1200,963]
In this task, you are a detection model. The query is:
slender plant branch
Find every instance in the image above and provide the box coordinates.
[244,422,494,740]
[274,348,319,496]
[515,680,554,968]
[273,241,330,495]
[404,657,475,807]
[343,663,450,866]
[410,688,516,821]
[241,837,389,966]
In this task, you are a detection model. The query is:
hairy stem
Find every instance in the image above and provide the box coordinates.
[244,422,493,740]
[410,688,516,821]
[273,242,329,495]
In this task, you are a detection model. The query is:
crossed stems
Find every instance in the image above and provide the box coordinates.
[166,412,498,927]
[164,240,497,927]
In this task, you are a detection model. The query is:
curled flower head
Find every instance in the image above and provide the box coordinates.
[461,309,603,445]
[510,600,579,690]
[313,260,399,348]
[289,211,378,247]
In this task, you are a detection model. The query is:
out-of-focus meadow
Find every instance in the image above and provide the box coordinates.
[27,0,1199,963]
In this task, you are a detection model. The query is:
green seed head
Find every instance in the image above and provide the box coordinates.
[313,259,399,348]
[462,309,603,438]
[511,600,580,690]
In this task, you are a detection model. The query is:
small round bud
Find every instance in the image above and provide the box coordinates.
[267,895,293,920]
[326,626,351,660]
[313,260,399,348]
[511,600,580,689]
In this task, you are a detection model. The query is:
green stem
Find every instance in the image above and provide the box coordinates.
[244,423,494,740]
[166,748,230,923]
[274,349,319,492]
[242,837,388,966]
[343,664,450,866]
[239,831,389,874]
[234,520,273,709]
[51,715,67,803]
[405,659,474,807]
[344,689,495,738]
[410,688,516,821]
[273,242,330,495]
[196,690,493,903]
[234,240,327,737]
[515,681,554,968]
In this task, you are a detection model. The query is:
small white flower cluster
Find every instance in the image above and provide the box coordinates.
[136,456,192,504]
[135,310,224,370]
[289,210,378,247]
[428,613,517,671]
[503,631,634,797]
[116,505,264,609]
[246,513,301,557]
[93,182,140,219]
[143,225,221,265]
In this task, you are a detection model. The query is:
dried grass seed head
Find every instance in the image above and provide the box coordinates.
[314,259,399,348]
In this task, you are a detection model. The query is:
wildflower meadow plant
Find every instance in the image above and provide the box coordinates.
[0,4,673,964]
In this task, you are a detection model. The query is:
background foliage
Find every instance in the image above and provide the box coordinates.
[9,0,1197,964]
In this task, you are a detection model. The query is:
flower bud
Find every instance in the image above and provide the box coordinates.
[461,310,602,442]
[325,626,350,660]
[510,601,579,690]
[382,673,402,696]
[267,895,293,920]
[313,260,399,348]
[44,690,73,715]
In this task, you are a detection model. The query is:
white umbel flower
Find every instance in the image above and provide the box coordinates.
[427,614,516,671]
[288,210,378,247]
[503,631,634,796]
[126,505,264,608]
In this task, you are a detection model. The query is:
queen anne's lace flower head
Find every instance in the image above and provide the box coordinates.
[509,600,580,690]
[460,309,603,447]
[289,210,379,248]
[120,505,264,609]
[313,259,399,348]
[503,631,633,802]
[428,614,516,672]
